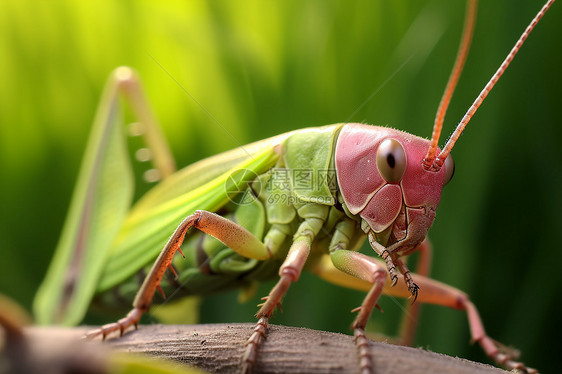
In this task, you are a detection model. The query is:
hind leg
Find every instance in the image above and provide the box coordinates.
[313,251,536,373]
[85,210,271,340]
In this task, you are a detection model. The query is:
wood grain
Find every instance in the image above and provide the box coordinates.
[22,324,508,374]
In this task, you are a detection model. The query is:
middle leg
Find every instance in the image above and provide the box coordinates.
[241,211,326,373]
[329,249,388,374]
[241,238,311,372]
[242,200,333,372]
[327,219,389,374]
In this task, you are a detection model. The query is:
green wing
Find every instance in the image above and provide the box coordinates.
[36,135,281,326]
[97,143,281,292]
[131,133,290,212]
[33,66,290,326]
[34,95,292,327]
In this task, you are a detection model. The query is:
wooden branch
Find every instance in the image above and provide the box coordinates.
[24,324,507,374]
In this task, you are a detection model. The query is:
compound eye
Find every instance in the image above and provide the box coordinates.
[376,138,406,183]
[443,154,455,186]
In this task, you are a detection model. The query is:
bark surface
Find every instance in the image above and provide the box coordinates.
[23,324,508,374]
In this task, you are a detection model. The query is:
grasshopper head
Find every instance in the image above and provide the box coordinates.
[335,123,454,254]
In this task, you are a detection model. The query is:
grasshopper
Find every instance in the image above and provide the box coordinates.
[32,0,554,373]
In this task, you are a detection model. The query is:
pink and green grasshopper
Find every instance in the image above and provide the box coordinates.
[33,0,554,373]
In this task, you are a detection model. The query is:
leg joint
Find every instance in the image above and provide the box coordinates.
[371,268,387,283]
[294,229,315,243]
[280,267,300,282]
[192,210,204,226]
[454,293,469,310]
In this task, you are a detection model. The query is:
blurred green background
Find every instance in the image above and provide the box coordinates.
[1,0,561,372]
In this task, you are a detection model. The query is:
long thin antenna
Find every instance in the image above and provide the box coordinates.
[423,0,477,170]
[431,0,556,171]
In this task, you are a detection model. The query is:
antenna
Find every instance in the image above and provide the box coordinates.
[428,0,555,171]
[423,0,477,170]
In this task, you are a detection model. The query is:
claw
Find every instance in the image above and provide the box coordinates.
[390,273,398,286]
[409,283,420,302]
[495,352,508,365]
[491,338,521,360]
[84,308,143,342]
[480,336,536,373]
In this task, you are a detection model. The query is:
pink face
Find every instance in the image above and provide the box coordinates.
[335,123,453,253]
